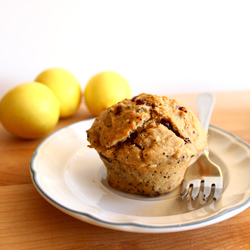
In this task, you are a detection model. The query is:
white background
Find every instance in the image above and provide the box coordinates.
[0,0,250,99]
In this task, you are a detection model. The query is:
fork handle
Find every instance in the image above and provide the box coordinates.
[197,93,215,132]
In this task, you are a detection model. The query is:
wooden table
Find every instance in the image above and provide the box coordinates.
[1,91,250,250]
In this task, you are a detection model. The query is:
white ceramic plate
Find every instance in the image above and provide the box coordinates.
[30,119,250,233]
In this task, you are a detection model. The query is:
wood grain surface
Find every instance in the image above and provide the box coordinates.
[1,91,250,250]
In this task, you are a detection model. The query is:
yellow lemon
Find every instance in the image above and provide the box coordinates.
[0,82,60,139]
[35,68,82,118]
[84,71,131,116]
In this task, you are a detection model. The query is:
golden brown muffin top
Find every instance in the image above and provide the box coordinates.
[86,93,207,166]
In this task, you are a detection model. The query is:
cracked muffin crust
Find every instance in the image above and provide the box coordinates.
[86,93,207,196]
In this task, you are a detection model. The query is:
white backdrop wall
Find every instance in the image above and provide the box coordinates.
[0,0,250,99]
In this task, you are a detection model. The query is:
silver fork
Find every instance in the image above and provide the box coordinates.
[181,93,223,201]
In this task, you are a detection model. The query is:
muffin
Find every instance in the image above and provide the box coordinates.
[86,93,207,197]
